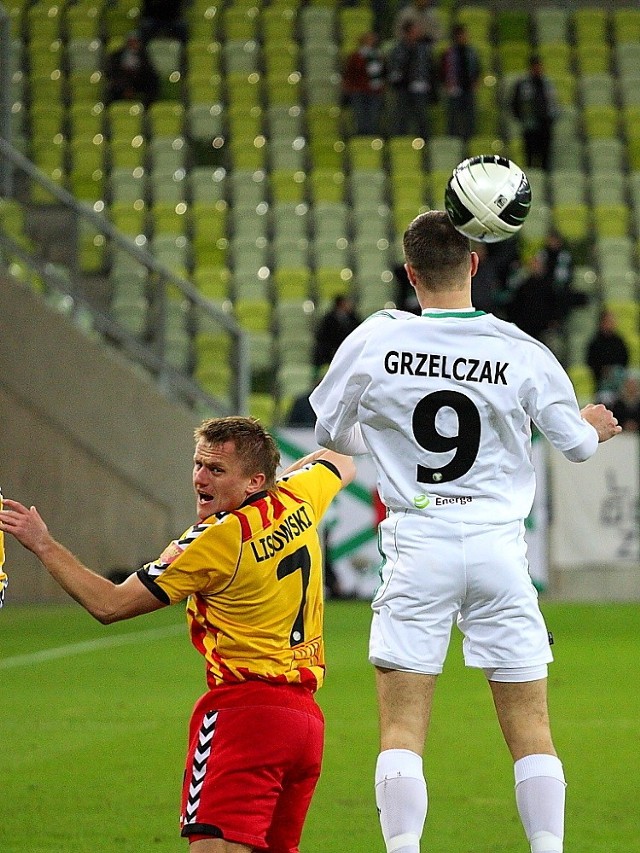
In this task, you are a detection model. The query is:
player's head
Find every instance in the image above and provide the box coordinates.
[192,417,280,519]
[403,210,472,292]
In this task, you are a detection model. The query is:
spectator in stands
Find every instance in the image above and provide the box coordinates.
[510,54,560,171]
[312,295,361,375]
[586,308,630,400]
[387,20,439,140]
[470,242,501,313]
[104,31,160,106]
[538,229,588,328]
[138,0,188,44]
[503,253,559,344]
[610,370,640,432]
[394,0,443,44]
[342,31,386,136]
[439,23,482,141]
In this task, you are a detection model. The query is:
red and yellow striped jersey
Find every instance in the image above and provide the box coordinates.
[138,460,343,692]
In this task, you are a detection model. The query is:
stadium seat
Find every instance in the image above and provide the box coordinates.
[592,204,630,239]
[534,8,569,44]
[313,202,349,243]
[309,168,345,203]
[576,43,611,76]
[273,267,313,302]
[583,105,619,139]
[573,8,608,46]
[580,74,615,108]
[350,170,387,207]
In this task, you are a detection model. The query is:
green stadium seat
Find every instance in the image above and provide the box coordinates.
[587,138,625,174]
[232,271,272,303]
[223,39,260,74]
[66,38,103,74]
[583,105,619,139]
[272,202,310,242]
[390,171,427,210]
[495,11,530,44]
[106,101,145,140]
[346,136,385,171]
[270,169,307,203]
[576,43,611,76]
[193,266,232,301]
[146,38,183,101]
[573,9,608,46]
[266,104,303,139]
[189,166,227,205]
[592,204,630,240]
[149,168,187,204]
[612,9,640,44]
[350,170,387,207]
[538,43,572,77]
[456,6,492,44]
[273,267,313,302]
[148,102,185,138]
[580,73,615,108]
[496,41,529,75]
[223,5,260,41]
[109,167,147,204]
[269,137,307,171]
[552,202,590,240]
[534,8,568,44]
[308,167,345,203]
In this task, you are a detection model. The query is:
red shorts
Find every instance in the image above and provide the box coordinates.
[180,681,324,852]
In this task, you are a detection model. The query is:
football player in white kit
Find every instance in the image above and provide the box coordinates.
[310,211,621,853]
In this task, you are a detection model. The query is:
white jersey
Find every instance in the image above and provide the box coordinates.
[310,308,597,524]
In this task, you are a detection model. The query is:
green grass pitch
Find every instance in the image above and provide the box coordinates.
[1,600,638,852]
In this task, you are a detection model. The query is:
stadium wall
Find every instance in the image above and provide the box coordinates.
[0,273,197,604]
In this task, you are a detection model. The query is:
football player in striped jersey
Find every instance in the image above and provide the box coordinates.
[0,416,355,853]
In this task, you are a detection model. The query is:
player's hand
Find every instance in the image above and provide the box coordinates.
[580,403,623,443]
[0,499,52,556]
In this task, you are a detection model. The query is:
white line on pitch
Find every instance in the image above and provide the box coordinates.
[0,623,184,670]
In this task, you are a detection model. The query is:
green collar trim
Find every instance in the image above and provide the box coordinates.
[421,310,486,318]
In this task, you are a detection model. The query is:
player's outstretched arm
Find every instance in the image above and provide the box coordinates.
[0,499,164,623]
[580,403,623,443]
[280,449,356,486]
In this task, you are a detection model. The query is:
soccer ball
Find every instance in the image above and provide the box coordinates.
[444,155,532,243]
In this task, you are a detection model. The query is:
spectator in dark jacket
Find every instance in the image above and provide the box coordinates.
[610,371,640,432]
[510,55,560,170]
[312,295,361,374]
[439,23,481,141]
[387,20,438,139]
[104,32,159,106]
[586,308,630,397]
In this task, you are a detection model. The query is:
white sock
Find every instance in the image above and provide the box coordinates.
[514,754,566,853]
[375,749,427,853]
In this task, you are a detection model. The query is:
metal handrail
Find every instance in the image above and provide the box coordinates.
[0,134,250,416]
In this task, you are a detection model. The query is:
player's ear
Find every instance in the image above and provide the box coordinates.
[405,262,418,287]
[246,472,266,495]
[469,252,480,278]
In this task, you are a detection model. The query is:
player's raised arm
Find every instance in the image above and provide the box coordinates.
[0,499,164,623]
[279,448,356,484]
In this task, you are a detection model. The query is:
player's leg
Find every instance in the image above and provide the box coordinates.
[188,839,251,853]
[370,513,461,853]
[459,520,563,853]
[374,668,436,853]
[263,710,324,853]
[489,677,565,853]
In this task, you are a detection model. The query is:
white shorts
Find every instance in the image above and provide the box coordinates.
[369,512,553,676]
